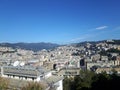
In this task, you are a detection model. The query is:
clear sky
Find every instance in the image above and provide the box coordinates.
[0,0,120,44]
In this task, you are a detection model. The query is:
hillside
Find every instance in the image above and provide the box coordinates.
[72,39,120,47]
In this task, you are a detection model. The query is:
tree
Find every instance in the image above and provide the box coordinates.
[74,70,95,90]
[63,70,120,90]
[91,72,120,90]
[63,77,74,90]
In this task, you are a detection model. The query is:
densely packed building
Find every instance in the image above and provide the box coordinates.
[0,40,120,89]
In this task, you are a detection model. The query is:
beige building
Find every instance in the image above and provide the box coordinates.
[96,67,120,74]
[57,68,80,77]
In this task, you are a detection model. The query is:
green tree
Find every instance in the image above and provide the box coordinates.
[63,70,120,90]
[63,77,74,90]
[74,70,95,90]
[91,72,120,90]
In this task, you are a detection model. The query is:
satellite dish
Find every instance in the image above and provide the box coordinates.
[13,61,19,67]
[20,62,25,66]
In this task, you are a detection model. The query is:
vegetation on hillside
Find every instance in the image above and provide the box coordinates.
[99,48,120,56]
[63,70,120,90]
[107,48,120,54]
[21,82,46,90]
[106,40,120,45]
[0,77,46,90]
[0,77,9,90]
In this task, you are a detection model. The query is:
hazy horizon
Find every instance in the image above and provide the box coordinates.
[0,39,119,45]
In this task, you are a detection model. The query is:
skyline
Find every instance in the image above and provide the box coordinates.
[0,0,120,44]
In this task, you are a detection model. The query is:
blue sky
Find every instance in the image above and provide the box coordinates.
[0,0,120,44]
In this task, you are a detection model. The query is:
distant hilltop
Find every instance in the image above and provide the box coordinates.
[72,39,120,47]
[0,42,60,52]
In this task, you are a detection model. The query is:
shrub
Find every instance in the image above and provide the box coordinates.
[0,77,9,90]
[21,82,45,90]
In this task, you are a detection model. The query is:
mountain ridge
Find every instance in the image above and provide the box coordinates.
[0,42,60,52]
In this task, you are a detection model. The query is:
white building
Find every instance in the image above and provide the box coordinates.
[0,65,63,90]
